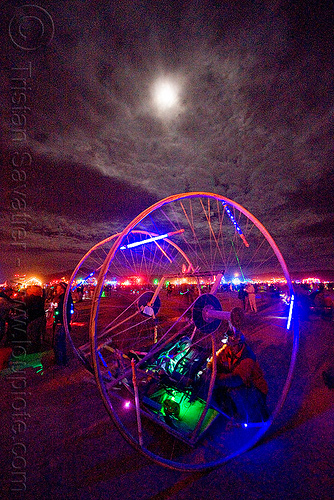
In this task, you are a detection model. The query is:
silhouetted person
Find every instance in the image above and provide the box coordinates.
[26,285,46,353]
[53,283,73,366]
[245,282,257,312]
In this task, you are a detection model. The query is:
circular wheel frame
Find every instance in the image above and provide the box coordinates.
[63,230,195,371]
[86,192,298,471]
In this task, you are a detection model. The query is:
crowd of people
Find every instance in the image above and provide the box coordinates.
[1,277,332,373]
[0,283,73,366]
[237,280,334,320]
[294,282,334,320]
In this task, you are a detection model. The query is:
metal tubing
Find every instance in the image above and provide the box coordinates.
[131,358,143,447]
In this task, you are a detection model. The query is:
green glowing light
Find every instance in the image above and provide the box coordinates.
[149,387,218,434]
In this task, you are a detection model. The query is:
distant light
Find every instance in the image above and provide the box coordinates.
[105,279,118,286]
[302,277,321,284]
[25,276,43,287]
[124,401,131,409]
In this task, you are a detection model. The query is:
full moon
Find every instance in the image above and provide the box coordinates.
[153,80,179,111]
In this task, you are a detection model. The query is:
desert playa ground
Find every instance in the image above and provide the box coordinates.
[1,294,334,500]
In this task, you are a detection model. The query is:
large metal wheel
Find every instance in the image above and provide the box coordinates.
[63,230,195,371]
[89,192,298,471]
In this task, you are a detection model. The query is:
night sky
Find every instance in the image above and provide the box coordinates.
[1,0,334,281]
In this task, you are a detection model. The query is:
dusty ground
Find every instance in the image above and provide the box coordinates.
[1,303,334,500]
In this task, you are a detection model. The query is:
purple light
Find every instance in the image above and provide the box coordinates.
[124,401,131,409]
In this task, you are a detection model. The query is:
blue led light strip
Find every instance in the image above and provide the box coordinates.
[73,270,96,290]
[75,230,184,289]
[120,229,184,250]
[286,294,294,330]
[222,202,249,247]
[98,351,113,378]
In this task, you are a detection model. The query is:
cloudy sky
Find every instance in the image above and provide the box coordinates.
[1,0,333,281]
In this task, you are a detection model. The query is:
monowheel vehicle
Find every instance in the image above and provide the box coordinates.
[64,192,298,471]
